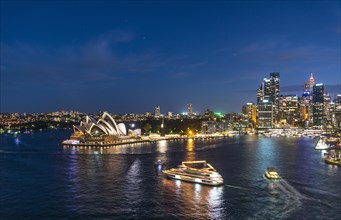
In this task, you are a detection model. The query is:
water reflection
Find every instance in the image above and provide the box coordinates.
[255,138,278,170]
[185,139,196,161]
[162,178,224,219]
[156,140,168,153]
[62,138,222,156]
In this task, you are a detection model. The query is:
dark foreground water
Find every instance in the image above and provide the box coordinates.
[1,130,340,219]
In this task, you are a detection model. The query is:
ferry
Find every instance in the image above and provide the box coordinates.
[162,160,224,186]
[264,167,281,179]
[325,157,341,166]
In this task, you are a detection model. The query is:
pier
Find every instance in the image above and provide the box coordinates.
[62,134,229,148]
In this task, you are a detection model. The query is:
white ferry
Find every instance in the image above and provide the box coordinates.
[162,160,224,186]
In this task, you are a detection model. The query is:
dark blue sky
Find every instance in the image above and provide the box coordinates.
[1,1,340,114]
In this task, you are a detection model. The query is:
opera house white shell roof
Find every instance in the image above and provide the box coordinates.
[73,112,128,136]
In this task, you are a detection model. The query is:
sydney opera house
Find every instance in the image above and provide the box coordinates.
[63,112,142,146]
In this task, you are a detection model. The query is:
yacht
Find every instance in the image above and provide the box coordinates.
[265,167,281,179]
[162,160,224,186]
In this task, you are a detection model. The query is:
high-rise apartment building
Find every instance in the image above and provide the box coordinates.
[154,106,161,118]
[187,103,193,117]
[167,112,173,118]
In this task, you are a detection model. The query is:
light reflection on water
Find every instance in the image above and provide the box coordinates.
[1,131,341,219]
[156,140,168,153]
[162,178,224,219]
[185,138,196,161]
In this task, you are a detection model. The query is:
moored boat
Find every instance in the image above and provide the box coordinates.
[265,167,281,179]
[162,160,223,186]
[325,157,341,166]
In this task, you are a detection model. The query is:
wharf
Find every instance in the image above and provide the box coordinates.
[62,135,227,148]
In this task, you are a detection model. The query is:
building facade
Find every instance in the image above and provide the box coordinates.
[257,100,273,129]
[312,84,324,127]
[187,103,193,117]
[155,106,161,118]
[280,95,299,127]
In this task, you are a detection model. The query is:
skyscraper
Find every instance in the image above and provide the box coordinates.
[324,93,332,128]
[270,72,280,111]
[257,85,263,105]
[300,74,315,126]
[304,73,315,93]
[299,90,311,125]
[334,94,341,128]
[256,72,280,128]
[187,103,193,117]
[280,95,299,126]
[257,100,273,129]
[242,102,257,127]
[155,106,161,118]
[312,84,324,127]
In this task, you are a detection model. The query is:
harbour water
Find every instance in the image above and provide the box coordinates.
[1,130,340,219]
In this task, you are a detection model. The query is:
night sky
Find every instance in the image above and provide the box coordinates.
[1,1,340,114]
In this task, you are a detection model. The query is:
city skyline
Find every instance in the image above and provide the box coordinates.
[1,1,340,114]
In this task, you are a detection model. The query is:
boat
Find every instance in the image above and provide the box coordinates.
[154,159,165,166]
[264,167,281,179]
[325,157,341,166]
[162,160,224,186]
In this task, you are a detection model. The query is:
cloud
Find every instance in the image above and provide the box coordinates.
[1,28,212,91]
[98,30,135,44]
[238,40,339,65]
[0,30,172,89]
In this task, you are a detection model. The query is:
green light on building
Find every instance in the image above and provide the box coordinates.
[214,112,223,117]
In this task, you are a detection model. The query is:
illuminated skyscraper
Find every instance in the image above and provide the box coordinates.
[242,102,257,126]
[279,95,299,126]
[256,72,280,128]
[304,73,315,93]
[299,90,312,124]
[334,94,341,128]
[187,103,193,117]
[257,85,263,104]
[270,72,280,112]
[324,93,332,128]
[299,74,316,126]
[155,106,161,118]
[257,100,273,129]
[312,84,324,127]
